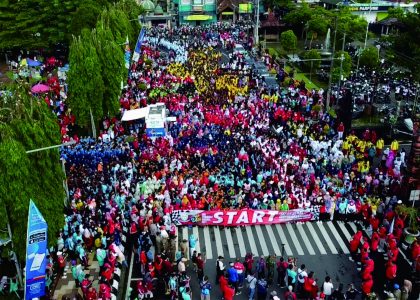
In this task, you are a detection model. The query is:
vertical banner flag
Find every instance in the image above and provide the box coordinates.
[132,27,146,62]
[124,36,131,69]
[25,200,48,300]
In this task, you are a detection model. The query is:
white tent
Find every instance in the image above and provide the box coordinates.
[121,107,149,121]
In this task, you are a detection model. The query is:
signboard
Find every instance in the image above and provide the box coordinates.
[171,209,313,226]
[239,3,253,13]
[25,200,48,300]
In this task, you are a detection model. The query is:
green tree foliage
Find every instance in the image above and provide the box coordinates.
[284,5,367,47]
[359,46,379,69]
[115,0,145,50]
[280,30,297,53]
[390,6,420,81]
[0,0,140,49]
[0,84,64,260]
[303,49,321,71]
[263,0,293,10]
[93,24,125,118]
[69,0,103,39]
[67,30,104,127]
[332,50,352,81]
[99,6,133,46]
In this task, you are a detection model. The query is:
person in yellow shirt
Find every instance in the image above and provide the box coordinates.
[376,138,384,156]
[342,140,350,154]
[390,139,399,154]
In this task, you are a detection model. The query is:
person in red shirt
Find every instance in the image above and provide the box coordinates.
[411,240,420,271]
[86,286,98,300]
[385,261,397,290]
[219,273,229,291]
[361,276,373,296]
[222,283,235,300]
[371,232,380,253]
[337,122,345,140]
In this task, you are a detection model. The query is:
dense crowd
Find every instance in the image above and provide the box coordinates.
[6,22,417,300]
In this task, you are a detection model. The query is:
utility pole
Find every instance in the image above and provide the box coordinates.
[326,17,338,109]
[364,0,372,49]
[338,32,346,89]
[254,0,260,45]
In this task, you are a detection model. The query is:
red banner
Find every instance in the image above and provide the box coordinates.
[172,209,313,226]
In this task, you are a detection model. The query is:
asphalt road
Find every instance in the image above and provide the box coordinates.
[127,221,366,299]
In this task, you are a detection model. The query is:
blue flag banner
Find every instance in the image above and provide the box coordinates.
[25,200,48,300]
[133,28,146,62]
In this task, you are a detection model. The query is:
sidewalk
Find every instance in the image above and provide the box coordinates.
[52,252,100,300]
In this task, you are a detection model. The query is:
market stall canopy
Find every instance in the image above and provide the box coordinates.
[27,58,42,67]
[31,83,50,94]
[121,107,149,121]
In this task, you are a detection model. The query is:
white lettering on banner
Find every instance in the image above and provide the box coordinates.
[226,211,238,224]
[267,210,278,222]
[213,212,224,224]
[252,211,265,223]
[236,210,249,224]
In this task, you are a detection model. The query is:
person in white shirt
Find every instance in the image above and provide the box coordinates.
[322,276,334,299]
[296,264,308,293]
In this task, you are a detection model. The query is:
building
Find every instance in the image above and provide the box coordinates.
[172,0,217,25]
[139,0,173,28]
[320,0,417,22]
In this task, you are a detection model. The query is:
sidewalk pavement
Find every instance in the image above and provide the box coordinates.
[52,252,100,300]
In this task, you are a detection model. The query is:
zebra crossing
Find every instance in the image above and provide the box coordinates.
[177,221,368,259]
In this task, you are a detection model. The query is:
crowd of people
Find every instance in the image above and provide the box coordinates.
[7,22,416,300]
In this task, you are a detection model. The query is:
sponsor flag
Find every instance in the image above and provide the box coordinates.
[133,28,146,62]
[25,200,48,300]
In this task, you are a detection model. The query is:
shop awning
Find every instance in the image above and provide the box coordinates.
[222,11,234,15]
[184,14,213,21]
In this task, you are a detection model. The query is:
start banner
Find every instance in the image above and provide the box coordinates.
[171,209,313,226]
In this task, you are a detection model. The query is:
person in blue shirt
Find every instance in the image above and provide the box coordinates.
[227,262,240,295]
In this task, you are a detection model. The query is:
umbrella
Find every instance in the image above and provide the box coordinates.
[19,58,27,66]
[27,58,42,67]
[31,83,50,94]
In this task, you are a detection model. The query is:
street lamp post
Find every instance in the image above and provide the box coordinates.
[254,0,260,45]
[363,0,372,49]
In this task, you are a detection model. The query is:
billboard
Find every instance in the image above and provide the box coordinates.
[239,3,253,13]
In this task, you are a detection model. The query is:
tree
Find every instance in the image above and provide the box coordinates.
[332,50,352,82]
[69,0,103,39]
[359,46,379,69]
[93,24,125,118]
[67,29,104,128]
[303,49,321,73]
[114,0,145,50]
[0,84,64,260]
[280,30,297,53]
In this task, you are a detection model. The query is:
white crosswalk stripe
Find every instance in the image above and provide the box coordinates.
[203,227,213,259]
[225,228,236,258]
[178,222,357,259]
[255,225,270,256]
[213,227,224,258]
[235,227,247,258]
[285,223,304,256]
[316,222,338,254]
[245,226,258,255]
[193,227,201,253]
[275,224,293,256]
[266,225,281,256]
[327,222,350,254]
[296,223,315,255]
[307,222,327,254]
